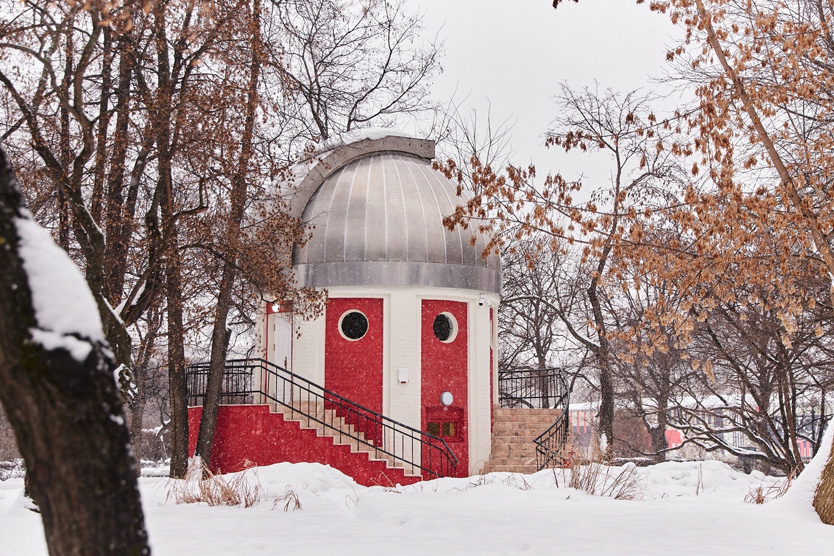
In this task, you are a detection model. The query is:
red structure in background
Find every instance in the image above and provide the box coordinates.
[421,299,469,477]
[187,406,420,487]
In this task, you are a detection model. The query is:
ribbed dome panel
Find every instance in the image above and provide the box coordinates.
[292,151,500,292]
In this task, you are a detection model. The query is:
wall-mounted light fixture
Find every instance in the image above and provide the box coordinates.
[440,391,453,406]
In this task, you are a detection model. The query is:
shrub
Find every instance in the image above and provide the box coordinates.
[166,459,264,508]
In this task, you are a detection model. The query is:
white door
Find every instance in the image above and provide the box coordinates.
[268,312,293,370]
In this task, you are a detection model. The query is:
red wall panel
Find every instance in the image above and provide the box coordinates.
[421,299,468,477]
[325,297,384,444]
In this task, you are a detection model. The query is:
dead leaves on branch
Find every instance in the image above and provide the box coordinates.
[441,23,832,357]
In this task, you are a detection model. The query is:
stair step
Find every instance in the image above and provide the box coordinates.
[484,464,539,474]
[272,403,423,480]
[490,452,537,460]
[491,439,538,448]
[487,456,537,466]
[494,408,564,414]
[493,419,557,427]
[483,408,567,473]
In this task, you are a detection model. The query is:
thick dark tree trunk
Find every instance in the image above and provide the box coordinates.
[0,148,150,555]
[649,394,669,463]
[648,425,668,463]
[195,288,233,467]
[162,185,188,479]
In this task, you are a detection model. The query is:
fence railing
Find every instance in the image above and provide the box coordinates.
[187,365,254,406]
[187,358,458,479]
[498,368,568,409]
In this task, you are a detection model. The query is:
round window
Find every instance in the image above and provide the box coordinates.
[339,310,369,341]
[433,313,457,343]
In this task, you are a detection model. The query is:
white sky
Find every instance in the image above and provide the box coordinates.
[412,0,682,186]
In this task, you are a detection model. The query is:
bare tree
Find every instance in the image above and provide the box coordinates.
[667,271,834,475]
[269,0,440,143]
[0,0,442,478]
[605,259,699,462]
[499,235,564,372]
[442,85,686,458]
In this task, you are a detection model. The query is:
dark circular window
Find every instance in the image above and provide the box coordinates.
[339,310,368,341]
[433,313,457,343]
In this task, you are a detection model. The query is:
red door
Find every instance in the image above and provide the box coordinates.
[325,298,384,443]
[421,299,468,477]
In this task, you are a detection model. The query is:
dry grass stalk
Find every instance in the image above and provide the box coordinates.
[274,486,302,512]
[744,472,794,505]
[551,447,644,500]
[696,463,703,496]
[167,459,264,508]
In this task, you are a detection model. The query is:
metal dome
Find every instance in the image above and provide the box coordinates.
[291,135,501,293]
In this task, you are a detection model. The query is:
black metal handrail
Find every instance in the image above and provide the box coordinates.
[187,358,458,479]
[498,368,567,409]
[534,406,571,470]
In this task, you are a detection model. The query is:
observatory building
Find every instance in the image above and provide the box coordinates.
[187,133,576,487]
[261,133,501,477]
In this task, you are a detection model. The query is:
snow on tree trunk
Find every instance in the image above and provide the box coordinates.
[0,147,150,554]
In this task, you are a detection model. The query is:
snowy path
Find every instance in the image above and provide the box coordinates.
[2,461,833,555]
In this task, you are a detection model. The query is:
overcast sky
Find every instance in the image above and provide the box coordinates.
[412,0,682,185]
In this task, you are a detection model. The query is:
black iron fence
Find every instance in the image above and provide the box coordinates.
[187,358,458,480]
[187,365,254,406]
[498,368,568,409]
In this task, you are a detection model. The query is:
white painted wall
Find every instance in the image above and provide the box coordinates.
[292,309,325,386]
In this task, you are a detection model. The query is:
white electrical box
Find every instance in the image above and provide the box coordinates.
[398,367,409,384]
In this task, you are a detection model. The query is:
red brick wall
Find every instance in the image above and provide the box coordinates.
[188,405,419,486]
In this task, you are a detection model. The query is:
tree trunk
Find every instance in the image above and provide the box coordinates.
[195,298,233,468]
[651,394,669,463]
[129,378,148,469]
[162,182,188,479]
[649,425,668,463]
[0,147,150,555]
[195,0,263,469]
[812,286,834,522]
[588,280,614,460]
[151,2,190,479]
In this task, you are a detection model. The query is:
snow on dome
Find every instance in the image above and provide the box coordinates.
[15,212,105,359]
[334,127,413,146]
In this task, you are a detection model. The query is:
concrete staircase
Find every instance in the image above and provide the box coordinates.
[276,401,422,480]
[482,408,565,473]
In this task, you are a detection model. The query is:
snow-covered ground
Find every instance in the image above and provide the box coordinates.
[2,460,834,555]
